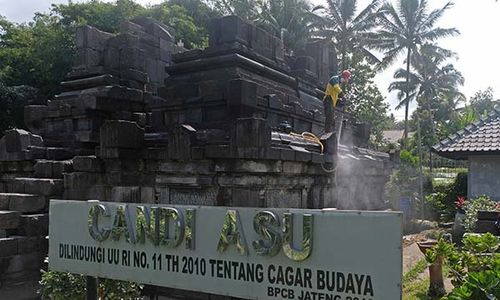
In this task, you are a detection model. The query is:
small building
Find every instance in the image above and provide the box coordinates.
[382,129,415,145]
[433,106,500,201]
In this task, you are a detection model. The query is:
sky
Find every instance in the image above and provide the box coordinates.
[1,0,500,120]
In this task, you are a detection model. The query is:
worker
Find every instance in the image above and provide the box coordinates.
[323,70,351,132]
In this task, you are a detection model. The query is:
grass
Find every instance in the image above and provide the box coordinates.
[403,258,428,287]
[402,258,451,300]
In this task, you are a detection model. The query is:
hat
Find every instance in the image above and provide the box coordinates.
[341,70,351,80]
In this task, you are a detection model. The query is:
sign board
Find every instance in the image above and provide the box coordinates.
[399,197,412,217]
[49,200,402,300]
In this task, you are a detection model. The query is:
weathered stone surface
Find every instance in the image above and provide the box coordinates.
[73,156,102,172]
[4,193,46,213]
[11,178,63,196]
[76,25,113,50]
[24,105,47,135]
[34,160,73,178]
[46,148,74,160]
[0,211,20,230]
[111,186,141,203]
[17,236,48,254]
[167,125,196,161]
[17,214,48,237]
[0,252,44,279]
[0,238,18,257]
[3,129,43,153]
[100,120,144,149]
[230,118,271,159]
[0,194,8,210]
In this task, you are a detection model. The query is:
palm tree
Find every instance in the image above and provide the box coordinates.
[257,0,323,52]
[207,0,261,21]
[370,0,459,140]
[389,44,464,144]
[318,0,383,71]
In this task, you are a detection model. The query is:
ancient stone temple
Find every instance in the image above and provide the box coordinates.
[0,16,391,298]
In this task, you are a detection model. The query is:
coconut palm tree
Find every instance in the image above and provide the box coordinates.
[317,0,383,71]
[389,44,464,145]
[370,0,459,140]
[257,0,323,52]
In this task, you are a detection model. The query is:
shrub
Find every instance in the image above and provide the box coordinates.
[40,271,142,300]
[425,172,467,222]
[462,195,499,232]
[426,234,500,299]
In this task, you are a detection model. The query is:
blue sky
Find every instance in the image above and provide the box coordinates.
[1,0,500,120]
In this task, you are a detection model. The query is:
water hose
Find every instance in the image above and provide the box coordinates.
[289,131,324,153]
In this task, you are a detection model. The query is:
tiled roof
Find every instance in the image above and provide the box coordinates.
[433,106,500,159]
[382,130,415,144]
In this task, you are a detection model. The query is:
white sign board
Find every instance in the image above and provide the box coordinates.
[49,200,402,300]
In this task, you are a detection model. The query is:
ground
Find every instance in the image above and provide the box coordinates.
[402,233,454,300]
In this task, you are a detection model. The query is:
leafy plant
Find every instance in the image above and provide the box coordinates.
[462,195,499,232]
[426,234,500,300]
[40,270,142,300]
[425,172,467,222]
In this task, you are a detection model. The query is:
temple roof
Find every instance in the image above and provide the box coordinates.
[433,105,500,159]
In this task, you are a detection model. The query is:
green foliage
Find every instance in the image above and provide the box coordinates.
[315,0,383,70]
[52,0,145,33]
[470,87,498,118]
[403,258,428,287]
[40,270,142,300]
[371,0,459,140]
[0,0,209,109]
[207,0,261,20]
[0,14,74,100]
[147,3,207,49]
[53,0,207,49]
[39,271,86,300]
[0,81,38,132]
[462,195,499,233]
[400,149,420,167]
[425,234,500,300]
[385,150,422,209]
[257,0,320,52]
[344,55,392,146]
[425,172,468,222]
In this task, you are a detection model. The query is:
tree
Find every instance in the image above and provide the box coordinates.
[470,87,498,117]
[0,80,38,132]
[147,3,207,49]
[344,54,392,146]
[318,0,383,70]
[370,0,459,140]
[206,0,261,20]
[52,0,145,33]
[257,0,322,52]
[0,14,74,100]
[389,44,464,146]
[53,0,207,49]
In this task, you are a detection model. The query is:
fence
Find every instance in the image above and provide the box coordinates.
[428,155,468,182]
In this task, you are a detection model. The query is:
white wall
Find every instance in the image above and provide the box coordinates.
[468,155,500,201]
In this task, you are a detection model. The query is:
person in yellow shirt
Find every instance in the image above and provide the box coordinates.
[323,70,351,132]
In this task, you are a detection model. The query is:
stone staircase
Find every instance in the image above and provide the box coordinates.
[0,130,73,299]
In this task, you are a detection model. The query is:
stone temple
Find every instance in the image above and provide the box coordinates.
[0,16,391,298]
